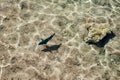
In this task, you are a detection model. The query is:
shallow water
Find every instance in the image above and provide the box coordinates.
[0,0,120,80]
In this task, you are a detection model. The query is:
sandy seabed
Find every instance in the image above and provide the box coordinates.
[0,0,120,80]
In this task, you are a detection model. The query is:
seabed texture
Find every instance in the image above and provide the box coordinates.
[0,0,120,80]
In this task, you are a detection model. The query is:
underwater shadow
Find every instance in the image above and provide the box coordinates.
[87,32,116,47]
[42,43,62,52]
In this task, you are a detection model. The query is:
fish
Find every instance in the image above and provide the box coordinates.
[38,33,55,45]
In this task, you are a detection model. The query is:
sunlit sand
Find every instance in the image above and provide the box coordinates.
[0,0,120,80]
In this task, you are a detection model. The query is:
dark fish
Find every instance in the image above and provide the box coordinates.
[38,33,55,45]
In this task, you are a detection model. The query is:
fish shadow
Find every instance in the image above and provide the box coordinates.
[87,32,116,47]
[42,43,62,52]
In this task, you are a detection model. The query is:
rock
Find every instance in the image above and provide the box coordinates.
[84,24,112,43]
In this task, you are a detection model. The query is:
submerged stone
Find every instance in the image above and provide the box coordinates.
[87,32,115,47]
[84,24,115,47]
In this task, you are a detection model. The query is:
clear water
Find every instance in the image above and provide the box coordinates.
[0,0,120,80]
